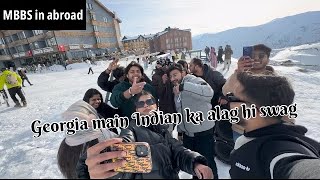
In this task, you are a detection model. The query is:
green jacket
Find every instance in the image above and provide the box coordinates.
[110,81,157,119]
[0,70,22,90]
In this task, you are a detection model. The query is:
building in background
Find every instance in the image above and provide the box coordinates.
[122,34,154,55]
[149,27,192,53]
[0,0,123,69]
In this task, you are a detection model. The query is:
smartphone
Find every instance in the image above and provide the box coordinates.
[243,46,253,59]
[111,142,152,173]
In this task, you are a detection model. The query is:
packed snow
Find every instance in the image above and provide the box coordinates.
[0,49,319,178]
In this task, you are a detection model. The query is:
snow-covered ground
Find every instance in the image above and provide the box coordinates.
[271,42,320,65]
[0,52,319,178]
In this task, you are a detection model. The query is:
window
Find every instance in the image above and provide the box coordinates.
[0,38,5,45]
[103,17,108,23]
[86,3,93,9]
[11,34,19,41]
[0,48,9,55]
[16,45,25,52]
[96,36,101,43]
[90,13,96,20]
[9,47,17,54]
[23,44,31,51]
[33,30,43,36]
[46,37,56,46]
[166,39,169,44]
[17,31,26,40]
[34,42,40,49]
[5,36,12,44]
[93,25,99,32]
[167,44,170,49]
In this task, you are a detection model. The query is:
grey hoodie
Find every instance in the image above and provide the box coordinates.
[175,74,215,137]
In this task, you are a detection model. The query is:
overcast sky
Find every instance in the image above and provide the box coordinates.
[101,0,320,37]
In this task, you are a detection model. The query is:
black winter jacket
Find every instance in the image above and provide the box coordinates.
[76,123,208,179]
[230,123,320,179]
[97,71,120,92]
[151,68,176,114]
[197,64,226,108]
[96,102,121,120]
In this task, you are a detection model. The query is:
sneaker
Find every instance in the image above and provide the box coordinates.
[22,101,27,107]
[30,84,33,86]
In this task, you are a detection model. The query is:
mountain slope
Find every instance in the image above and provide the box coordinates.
[193,11,320,58]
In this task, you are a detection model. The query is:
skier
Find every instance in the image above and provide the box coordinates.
[17,67,33,87]
[0,68,27,107]
[86,59,94,74]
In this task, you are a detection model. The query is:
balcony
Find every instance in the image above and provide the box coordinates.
[0,55,12,61]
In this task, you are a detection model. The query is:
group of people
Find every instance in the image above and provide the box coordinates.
[205,45,233,71]
[57,43,320,179]
[0,67,33,107]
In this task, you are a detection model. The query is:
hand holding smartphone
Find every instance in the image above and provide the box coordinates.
[237,46,254,71]
[243,46,253,59]
[110,142,152,173]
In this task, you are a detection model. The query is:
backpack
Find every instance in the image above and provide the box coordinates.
[6,74,18,85]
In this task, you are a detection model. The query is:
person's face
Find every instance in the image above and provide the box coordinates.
[183,63,189,71]
[229,81,258,126]
[89,94,101,109]
[127,66,142,83]
[136,95,157,115]
[169,69,183,86]
[251,50,269,70]
[189,61,196,74]
[156,64,162,69]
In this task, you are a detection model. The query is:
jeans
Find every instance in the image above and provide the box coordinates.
[183,130,219,179]
[8,87,26,103]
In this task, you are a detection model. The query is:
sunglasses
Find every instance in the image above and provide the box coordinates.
[135,98,156,108]
[252,53,266,60]
[220,93,245,110]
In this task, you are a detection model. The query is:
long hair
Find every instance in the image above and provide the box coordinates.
[57,138,84,179]
[83,88,104,104]
[124,61,145,82]
[57,88,103,178]
[83,88,106,114]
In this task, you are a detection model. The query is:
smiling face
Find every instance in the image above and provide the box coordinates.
[136,95,157,115]
[126,66,142,84]
[251,50,270,70]
[169,69,183,86]
[89,94,101,109]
